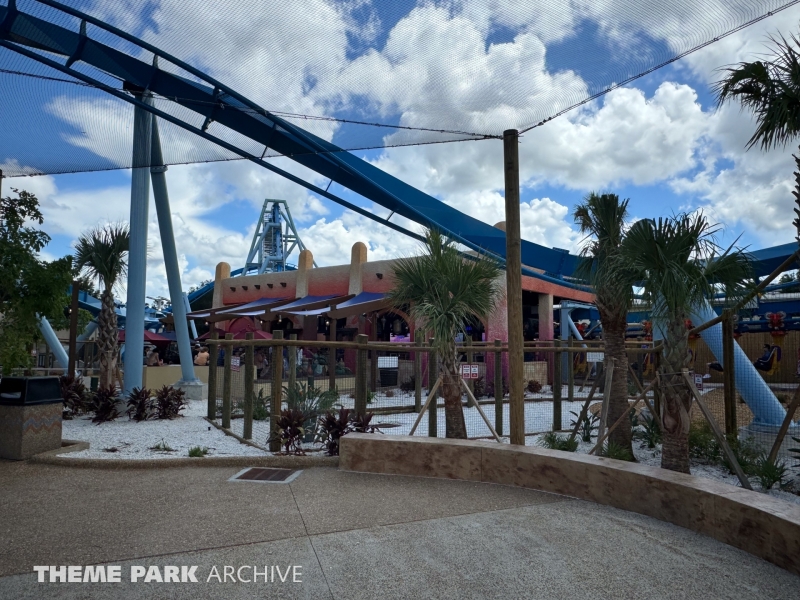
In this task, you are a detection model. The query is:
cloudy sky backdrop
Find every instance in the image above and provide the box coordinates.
[3,0,800,300]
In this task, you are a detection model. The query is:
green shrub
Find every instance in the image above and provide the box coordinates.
[753,454,788,490]
[154,385,186,420]
[538,432,578,452]
[723,435,761,476]
[601,441,634,461]
[284,382,338,415]
[688,421,721,462]
[399,376,415,393]
[126,387,154,422]
[637,414,662,449]
[526,379,543,394]
[90,386,120,424]
[252,388,269,421]
[149,439,174,452]
[59,375,89,418]
[188,446,208,457]
[473,375,486,398]
[569,410,598,443]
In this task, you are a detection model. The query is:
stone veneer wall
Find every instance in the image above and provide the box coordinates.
[0,402,63,460]
[339,434,800,576]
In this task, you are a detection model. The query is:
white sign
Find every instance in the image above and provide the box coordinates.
[694,374,703,391]
[586,352,604,363]
[231,356,241,372]
[377,356,398,369]
[460,364,479,379]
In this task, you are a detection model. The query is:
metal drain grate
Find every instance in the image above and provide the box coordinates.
[229,467,302,484]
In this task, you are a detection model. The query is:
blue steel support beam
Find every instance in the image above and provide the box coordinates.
[37,316,68,372]
[123,94,153,393]
[150,116,198,384]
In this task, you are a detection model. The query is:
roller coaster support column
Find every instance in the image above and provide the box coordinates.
[504,129,524,445]
[123,93,153,394]
[151,117,201,389]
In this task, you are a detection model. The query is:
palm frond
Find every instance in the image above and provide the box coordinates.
[74,223,130,292]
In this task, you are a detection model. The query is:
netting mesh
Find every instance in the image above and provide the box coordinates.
[0,0,797,177]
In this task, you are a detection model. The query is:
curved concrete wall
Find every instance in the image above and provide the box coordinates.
[339,434,800,576]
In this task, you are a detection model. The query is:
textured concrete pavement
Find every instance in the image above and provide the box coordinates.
[0,460,797,599]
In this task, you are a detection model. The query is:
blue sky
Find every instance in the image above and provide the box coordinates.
[2,0,799,297]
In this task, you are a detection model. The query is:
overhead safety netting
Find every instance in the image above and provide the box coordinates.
[0,0,797,178]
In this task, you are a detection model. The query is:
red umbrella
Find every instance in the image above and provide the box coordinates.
[118,329,170,343]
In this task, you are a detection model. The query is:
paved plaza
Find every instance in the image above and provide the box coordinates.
[0,461,797,599]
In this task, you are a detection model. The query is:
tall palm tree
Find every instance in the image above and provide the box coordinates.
[621,214,751,473]
[573,193,637,455]
[74,224,130,388]
[389,229,502,438]
[713,33,800,241]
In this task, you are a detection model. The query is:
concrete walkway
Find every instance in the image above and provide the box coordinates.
[0,460,797,599]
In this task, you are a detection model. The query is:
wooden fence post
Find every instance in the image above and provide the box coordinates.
[243,332,254,440]
[414,331,422,412]
[355,333,368,415]
[207,331,219,419]
[270,330,284,452]
[553,339,562,431]
[288,333,297,393]
[369,315,378,393]
[494,339,503,437]
[567,334,574,403]
[465,336,474,407]
[221,333,233,429]
[329,318,337,394]
[429,337,438,438]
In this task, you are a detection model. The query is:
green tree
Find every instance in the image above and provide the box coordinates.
[0,189,72,374]
[389,230,502,438]
[74,224,130,388]
[621,214,751,473]
[573,193,637,455]
[713,33,800,241]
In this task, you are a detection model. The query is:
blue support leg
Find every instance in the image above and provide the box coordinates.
[150,117,199,384]
[123,96,153,394]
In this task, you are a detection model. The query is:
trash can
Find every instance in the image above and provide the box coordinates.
[0,377,63,460]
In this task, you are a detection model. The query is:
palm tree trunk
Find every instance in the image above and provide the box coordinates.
[603,318,632,455]
[97,288,118,389]
[659,319,692,473]
[440,351,468,439]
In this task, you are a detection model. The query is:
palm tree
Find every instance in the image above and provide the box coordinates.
[621,214,751,473]
[713,33,800,241]
[573,193,637,455]
[74,224,130,388]
[389,229,502,438]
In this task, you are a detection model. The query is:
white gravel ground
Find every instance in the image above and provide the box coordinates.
[61,400,269,459]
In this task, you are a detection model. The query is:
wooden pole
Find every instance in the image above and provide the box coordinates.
[243,332,254,440]
[428,337,438,438]
[409,377,442,436]
[328,318,337,393]
[288,333,297,392]
[682,369,752,490]
[355,333,368,415]
[504,128,524,445]
[221,333,233,429]
[553,340,562,431]
[369,314,378,392]
[494,339,503,436]
[460,379,502,442]
[414,331,422,412]
[68,281,79,376]
[567,334,574,403]
[596,357,615,443]
[206,330,218,419]
[465,336,474,407]
[722,315,737,436]
[269,330,284,452]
